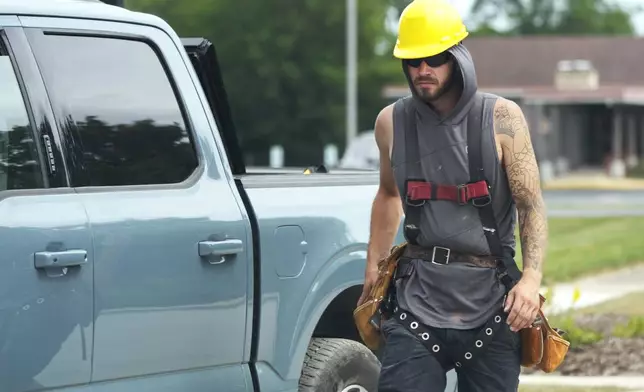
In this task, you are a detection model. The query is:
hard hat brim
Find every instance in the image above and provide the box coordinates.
[393,32,468,59]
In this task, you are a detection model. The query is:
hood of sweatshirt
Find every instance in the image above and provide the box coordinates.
[403,43,478,125]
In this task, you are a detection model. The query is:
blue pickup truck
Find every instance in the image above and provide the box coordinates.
[0,0,393,391]
[0,1,462,392]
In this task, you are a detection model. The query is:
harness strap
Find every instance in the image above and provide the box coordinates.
[393,305,508,370]
[392,307,451,369]
[405,179,490,205]
[465,94,523,288]
[396,98,421,245]
[398,95,496,246]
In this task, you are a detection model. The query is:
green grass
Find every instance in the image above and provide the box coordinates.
[514,217,644,284]
[548,203,644,211]
[548,291,644,346]
[519,387,626,392]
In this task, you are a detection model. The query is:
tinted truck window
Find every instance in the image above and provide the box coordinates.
[29,33,199,187]
[0,53,45,191]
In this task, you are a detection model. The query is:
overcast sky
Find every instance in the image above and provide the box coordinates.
[448,0,644,35]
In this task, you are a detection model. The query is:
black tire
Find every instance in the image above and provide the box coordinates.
[299,337,381,392]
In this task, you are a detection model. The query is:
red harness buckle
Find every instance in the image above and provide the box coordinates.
[406,179,491,206]
[456,184,469,205]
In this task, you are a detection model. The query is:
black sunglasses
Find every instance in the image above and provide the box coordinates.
[405,52,450,68]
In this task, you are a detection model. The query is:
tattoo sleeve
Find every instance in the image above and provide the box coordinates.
[494,99,548,277]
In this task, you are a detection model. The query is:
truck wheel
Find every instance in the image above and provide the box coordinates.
[299,337,381,392]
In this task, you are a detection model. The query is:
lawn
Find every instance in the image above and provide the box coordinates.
[513,217,644,284]
[519,387,625,392]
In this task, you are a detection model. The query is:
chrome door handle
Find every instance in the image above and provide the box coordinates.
[34,249,88,269]
[198,239,243,264]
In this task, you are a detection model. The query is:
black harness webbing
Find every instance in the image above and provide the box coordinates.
[392,304,508,369]
[398,96,423,246]
[465,94,523,287]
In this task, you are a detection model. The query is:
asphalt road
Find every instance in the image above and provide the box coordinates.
[543,189,644,217]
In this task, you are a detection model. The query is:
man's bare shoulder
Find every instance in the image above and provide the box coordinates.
[374,103,395,150]
[375,103,395,134]
[492,97,527,139]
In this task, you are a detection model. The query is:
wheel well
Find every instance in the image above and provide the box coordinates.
[312,285,363,343]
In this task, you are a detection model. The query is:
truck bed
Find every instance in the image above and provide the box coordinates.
[236,168,385,388]
[238,168,379,188]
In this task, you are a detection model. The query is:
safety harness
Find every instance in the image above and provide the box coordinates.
[383,93,524,369]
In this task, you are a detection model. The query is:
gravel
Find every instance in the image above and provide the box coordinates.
[553,337,644,376]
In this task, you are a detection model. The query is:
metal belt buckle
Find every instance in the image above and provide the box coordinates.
[405,194,426,207]
[431,246,450,265]
[471,194,492,207]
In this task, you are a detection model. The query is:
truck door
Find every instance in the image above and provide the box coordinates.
[21,17,252,391]
[0,24,94,391]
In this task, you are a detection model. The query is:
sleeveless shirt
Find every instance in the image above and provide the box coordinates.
[390,43,517,329]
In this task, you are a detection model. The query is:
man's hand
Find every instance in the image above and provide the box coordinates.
[357,266,379,307]
[504,274,541,331]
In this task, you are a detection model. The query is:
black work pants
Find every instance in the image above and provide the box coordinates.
[377,316,521,392]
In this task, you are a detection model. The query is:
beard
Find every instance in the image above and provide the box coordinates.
[413,73,454,103]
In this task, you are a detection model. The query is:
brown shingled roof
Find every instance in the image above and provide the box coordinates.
[463,36,644,88]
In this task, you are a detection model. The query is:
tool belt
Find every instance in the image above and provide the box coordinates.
[352,93,569,373]
[520,295,571,372]
[353,242,407,351]
[352,243,570,373]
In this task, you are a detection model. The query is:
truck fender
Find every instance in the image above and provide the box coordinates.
[285,246,367,380]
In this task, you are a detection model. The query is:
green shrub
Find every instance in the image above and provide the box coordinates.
[557,317,603,347]
[627,162,644,178]
[613,316,644,338]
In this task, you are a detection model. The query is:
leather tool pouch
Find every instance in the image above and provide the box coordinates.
[520,294,570,373]
[353,242,408,351]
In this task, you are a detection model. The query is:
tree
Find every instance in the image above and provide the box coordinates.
[470,0,558,35]
[557,0,636,35]
[469,0,638,36]
[126,0,400,166]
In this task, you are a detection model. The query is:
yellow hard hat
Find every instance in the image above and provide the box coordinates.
[393,0,469,59]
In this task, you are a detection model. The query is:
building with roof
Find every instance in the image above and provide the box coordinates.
[382,36,644,178]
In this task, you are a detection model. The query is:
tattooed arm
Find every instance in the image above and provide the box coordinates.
[494,97,548,331]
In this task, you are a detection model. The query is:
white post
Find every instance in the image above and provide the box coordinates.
[346,0,358,147]
[269,145,284,168]
[324,144,339,167]
[627,113,638,168]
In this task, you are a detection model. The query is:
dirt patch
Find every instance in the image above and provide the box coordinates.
[553,336,644,376]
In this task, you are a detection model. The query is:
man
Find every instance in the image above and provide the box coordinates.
[356,0,548,391]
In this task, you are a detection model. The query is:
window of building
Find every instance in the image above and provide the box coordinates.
[31,33,199,187]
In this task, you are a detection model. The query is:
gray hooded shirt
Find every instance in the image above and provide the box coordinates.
[390,44,517,329]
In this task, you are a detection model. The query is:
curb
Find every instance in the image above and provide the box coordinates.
[519,375,644,389]
[538,264,644,315]
[544,185,644,191]
[542,180,644,191]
